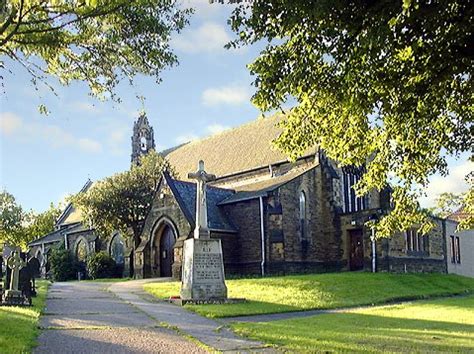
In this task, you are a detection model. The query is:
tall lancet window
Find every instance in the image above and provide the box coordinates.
[299,191,307,239]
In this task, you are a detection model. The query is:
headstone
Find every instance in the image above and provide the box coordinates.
[27,257,41,297]
[180,161,227,302]
[0,255,3,298]
[3,249,28,305]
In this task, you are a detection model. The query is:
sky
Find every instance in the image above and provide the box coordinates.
[0,0,471,213]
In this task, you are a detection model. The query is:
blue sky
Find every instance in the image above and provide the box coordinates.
[0,0,471,213]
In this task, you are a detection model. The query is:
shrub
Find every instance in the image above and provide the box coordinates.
[86,251,117,279]
[49,245,80,281]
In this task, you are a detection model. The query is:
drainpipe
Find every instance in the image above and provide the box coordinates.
[371,227,376,273]
[259,196,265,276]
[64,234,68,250]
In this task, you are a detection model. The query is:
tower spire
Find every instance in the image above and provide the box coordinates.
[131,111,155,164]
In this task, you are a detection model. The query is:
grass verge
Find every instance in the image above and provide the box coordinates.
[231,295,474,352]
[0,280,50,353]
[143,273,474,318]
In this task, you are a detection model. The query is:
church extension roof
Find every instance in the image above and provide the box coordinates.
[219,165,317,205]
[164,114,317,180]
[163,173,236,233]
[28,222,83,247]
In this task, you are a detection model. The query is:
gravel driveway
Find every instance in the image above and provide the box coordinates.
[35,281,206,353]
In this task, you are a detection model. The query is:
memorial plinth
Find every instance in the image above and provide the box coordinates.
[180,238,227,302]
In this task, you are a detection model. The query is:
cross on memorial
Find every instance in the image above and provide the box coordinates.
[7,250,26,292]
[188,160,216,239]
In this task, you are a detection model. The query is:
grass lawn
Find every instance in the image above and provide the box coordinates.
[143,273,474,318]
[0,280,50,353]
[231,295,474,352]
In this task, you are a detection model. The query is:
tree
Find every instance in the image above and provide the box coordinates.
[0,190,62,249]
[72,150,173,246]
[0,190,29,248]
[429,192,466,218]
[0,0,191,108]
[227,0,473,236]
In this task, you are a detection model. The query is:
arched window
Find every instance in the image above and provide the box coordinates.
[140,136,147,151]
[35,249,43,265]
[299,191,307,239]
[76,239,88,262]
[110,234,125,265]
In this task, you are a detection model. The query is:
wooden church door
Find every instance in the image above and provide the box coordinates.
[349,229,364,271]
[160,226,176,277]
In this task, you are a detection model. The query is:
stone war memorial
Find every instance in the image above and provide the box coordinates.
[180,160,228,303]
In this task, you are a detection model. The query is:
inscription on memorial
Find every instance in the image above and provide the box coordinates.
[194,253,222,281]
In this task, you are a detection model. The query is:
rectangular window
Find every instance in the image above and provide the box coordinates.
[450,236,456,263]
[342,170,367,213]
[406,229,428,254]
[455,236,461,264]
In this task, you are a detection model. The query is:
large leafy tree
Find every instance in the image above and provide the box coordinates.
[0,0,191,106]
[227,0,473,235]
[72,151,173,246]
[26,202,62,241]
[0,190,28,249]
[0,191,61,249]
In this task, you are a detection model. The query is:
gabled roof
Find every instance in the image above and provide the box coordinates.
[55,180,93,226]
[164,114,317,180]
[163,173,236,233]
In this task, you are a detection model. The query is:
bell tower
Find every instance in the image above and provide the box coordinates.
[131,112,155,164]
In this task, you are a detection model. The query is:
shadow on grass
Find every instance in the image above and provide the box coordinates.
[232,312,474,352]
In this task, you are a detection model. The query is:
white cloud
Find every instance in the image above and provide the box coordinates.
[419,159,473,208]
[202,84,251,106]
[0,112,22,135]
[69,101,101,114]
[175,133,199,144]
[78,138,102,153]
[0,112,103,154]
[207,124,229,135]
[172,22,231,53]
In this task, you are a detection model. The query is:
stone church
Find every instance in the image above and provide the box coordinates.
[29,113,451,279]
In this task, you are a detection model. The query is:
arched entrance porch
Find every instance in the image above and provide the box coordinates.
[150,219,177,277]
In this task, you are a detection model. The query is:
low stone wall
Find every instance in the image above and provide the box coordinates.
[382,257,447,273]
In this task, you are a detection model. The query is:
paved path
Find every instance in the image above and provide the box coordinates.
[35,281,206,354]
[109,279,273,352]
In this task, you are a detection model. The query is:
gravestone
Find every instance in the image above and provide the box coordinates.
[26,257,41,297]
[0,255,3,299]
[180,161,227,302]
[3,250,29,305]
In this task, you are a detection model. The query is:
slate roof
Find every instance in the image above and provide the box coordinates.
[219,165,316,205]
[164,173,236,233]
[28,222,82,247]
[448,208,472,223]
[164,114,317,180]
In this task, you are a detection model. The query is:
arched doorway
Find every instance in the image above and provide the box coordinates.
[153,224,176,277]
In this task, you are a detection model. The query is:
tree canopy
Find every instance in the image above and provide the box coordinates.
[227,0,473,235]
[0,190,61,249]
[0,0,191,107]
[72,151,173,246]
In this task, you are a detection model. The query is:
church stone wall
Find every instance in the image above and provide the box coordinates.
[222,200,264,275]
[385,218,446,273]
[265,165,345,274]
